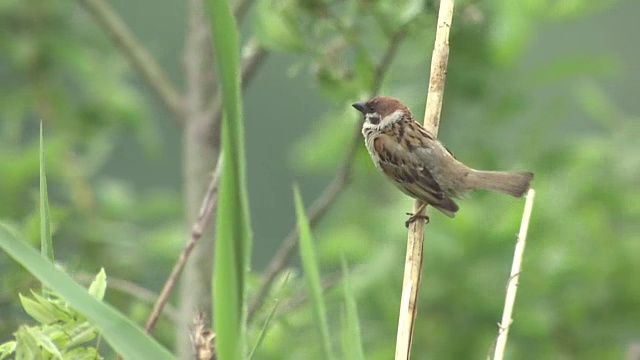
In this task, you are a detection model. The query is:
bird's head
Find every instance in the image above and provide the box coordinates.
[352,96,411,130]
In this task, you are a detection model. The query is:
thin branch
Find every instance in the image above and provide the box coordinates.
[78,0,184,120]
[240,41,270,92]
[174,0,219,355]
[491,189,536,360]
[247,25,410,322]
[145,159,222,332]
[395,1,455,359]
[232,0,255,22]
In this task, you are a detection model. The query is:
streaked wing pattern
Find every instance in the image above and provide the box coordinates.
[372,128,459,217]
[373,135,443,199]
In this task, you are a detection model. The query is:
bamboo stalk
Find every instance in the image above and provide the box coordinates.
[394,1,455,359]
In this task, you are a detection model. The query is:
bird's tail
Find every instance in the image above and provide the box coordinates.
[466,170,533,197]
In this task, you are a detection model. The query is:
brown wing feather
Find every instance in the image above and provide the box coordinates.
[373,129,459,217]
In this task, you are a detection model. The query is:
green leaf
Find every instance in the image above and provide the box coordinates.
[63,346,101,360]
[39,121,54,263]
[25,326,62,358]
[247,298,280,360]
[204,0,252,359]
[340,257,364,360]
[0,341,16,360]
[0,224,174,359]
[293,185,335,359]
[88,268,107,301]
[19,293,65,325]
[14,326,43,359]
[64,321,98,348]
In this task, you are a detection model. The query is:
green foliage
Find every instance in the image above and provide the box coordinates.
[248,298,280,360]
[0,0,638,359]
[39,122,53,263]
[294,185,335,359]
[0,225,174,359]
[205,0,252,358]
[0,270,105,360]
[0,0,177,343]
[340,257,364,360]
[275,1,638,359]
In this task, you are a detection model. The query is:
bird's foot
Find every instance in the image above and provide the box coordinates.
[405,212,430,228]
[405,202,429,227]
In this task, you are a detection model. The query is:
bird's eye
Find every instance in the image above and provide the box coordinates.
[368,105,375,112]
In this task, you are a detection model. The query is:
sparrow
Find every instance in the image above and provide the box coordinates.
[352,96,533,226]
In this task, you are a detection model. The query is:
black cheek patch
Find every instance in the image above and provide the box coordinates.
[368,115,381,124]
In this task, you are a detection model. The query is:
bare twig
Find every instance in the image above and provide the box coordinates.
[232,0,255,23]
[247,26,409,322]
[78,0,183,120]
[491,189,535,360]
[240,41,270,92]
[145,160,222,332]
[395,1,455,359]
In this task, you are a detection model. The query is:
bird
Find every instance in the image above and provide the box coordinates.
[352,96,533,226]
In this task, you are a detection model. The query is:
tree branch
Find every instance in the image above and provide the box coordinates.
[395,1,454,359]
[174,0,261,354]
[175,0,220,355]
[78,0,184,120]
[145,158,222,332]
[247,26,410,322]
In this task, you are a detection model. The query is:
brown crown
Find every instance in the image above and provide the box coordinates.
[365,96,410,118]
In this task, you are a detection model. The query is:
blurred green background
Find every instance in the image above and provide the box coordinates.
[1,0,639,358]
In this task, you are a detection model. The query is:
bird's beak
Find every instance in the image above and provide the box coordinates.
[352,102,366,114]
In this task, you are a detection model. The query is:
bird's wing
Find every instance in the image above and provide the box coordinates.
[373,133,446,203]
[373,124,459,217]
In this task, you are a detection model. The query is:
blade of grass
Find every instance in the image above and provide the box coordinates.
[0,224,174,359]
[248,271,290,360]
[340,257,364,360]
[293,185,335,360]
[204,0,252,359]
[247,298,280,360]
[39,122,53,262]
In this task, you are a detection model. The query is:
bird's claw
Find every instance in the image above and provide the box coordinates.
[405,212,430,228]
